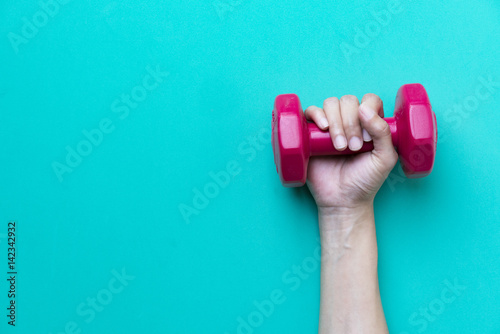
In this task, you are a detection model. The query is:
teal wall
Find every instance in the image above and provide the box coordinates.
[0,0,499,333]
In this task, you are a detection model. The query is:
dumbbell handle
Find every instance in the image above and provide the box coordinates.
[308,117,398,155]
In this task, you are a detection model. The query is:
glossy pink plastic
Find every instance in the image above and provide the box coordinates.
[272,84,438,187]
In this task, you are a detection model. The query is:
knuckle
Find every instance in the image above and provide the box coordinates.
[305,105,319,114]
[327,116,340,127]
[314,110,325,119]
[323,97,339,107]
[329,124,344,136]
[340,94,359,104]
[306,106,323,118]
[346,128,361,137]
[362,93,381,103]
[375,120,391,135]
[342,120,361,135]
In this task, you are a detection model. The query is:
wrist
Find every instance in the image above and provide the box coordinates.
[318,203,374,235]
[318,202,374,223]
[318,203,377,262]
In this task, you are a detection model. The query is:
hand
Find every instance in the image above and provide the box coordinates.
[305,93,398,216]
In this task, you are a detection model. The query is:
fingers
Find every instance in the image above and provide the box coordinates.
[340,95,363,151]
[358,104,398,164]
[323,97,347,150]
[304,106,329,130]
[305,93,389,155]
[360,93,384,143]
[361,93,384,117]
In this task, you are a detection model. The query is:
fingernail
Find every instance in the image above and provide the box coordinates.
[334,135,347,149]
[349,136,363,151]
[319,117,329,129]
[362,129,372,142]
[359,105,375,119]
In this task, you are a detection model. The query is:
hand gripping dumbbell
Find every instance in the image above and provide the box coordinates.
[272,84,438,187]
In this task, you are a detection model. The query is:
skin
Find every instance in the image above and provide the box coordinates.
[304,93,398,333]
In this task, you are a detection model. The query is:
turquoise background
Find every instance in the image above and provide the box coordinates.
[1,0,499,333]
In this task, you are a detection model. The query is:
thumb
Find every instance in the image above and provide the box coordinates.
[358,103,398,170]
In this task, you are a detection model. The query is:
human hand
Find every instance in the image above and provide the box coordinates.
[305,93,398,217]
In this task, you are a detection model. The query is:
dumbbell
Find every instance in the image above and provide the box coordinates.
[272,84,437,187]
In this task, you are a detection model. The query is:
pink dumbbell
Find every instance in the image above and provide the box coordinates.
[272,84,438,187]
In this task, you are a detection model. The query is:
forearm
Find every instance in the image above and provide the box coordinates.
[318,205,388,334]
